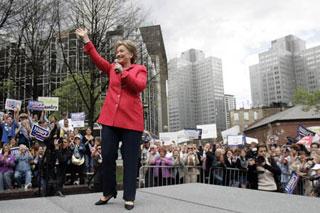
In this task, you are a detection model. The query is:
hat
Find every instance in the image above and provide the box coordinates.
[311,164,320,170]
[75,134,82,139]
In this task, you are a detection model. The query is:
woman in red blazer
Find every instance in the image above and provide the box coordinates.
[75,28,147,210]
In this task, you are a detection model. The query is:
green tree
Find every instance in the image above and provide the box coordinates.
[293,88,320,111]
[52,73,104,121]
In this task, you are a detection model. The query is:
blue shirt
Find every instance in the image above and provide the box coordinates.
[1,121,18,144]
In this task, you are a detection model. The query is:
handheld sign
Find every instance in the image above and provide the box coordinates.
[5,99,22,110]
[31,125,50,141]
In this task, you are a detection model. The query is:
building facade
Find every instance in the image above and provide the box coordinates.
[250,35,310,107]
[168,49,226,133]
[224,94,236,129]
[139,25,168,135]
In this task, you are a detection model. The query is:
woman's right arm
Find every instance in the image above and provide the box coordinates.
[75,28,111,76]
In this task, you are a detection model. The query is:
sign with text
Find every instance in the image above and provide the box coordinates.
[27,100,45,111]
[71,112,85,128]
[31,125,50,141]
[285,172,299,194]
[196,124,217,139]
[38,97,59,111]
[221,125,240,144]
[227,135,244,146]
[5,99,22,110]
[159,132,178,145]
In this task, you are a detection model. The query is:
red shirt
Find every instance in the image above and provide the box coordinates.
[84,42,147,132]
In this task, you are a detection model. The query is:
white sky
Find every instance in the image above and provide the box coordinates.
[137,0,320,108]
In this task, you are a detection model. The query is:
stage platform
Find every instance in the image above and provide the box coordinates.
[0,183,319,213]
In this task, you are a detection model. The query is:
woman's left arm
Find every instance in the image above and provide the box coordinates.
[121,65,147,93]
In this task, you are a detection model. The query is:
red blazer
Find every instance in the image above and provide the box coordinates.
[84,42,147,132]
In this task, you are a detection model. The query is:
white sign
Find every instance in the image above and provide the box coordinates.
[245,137,259,144]
[71,112,85,128]
[38,97,59,111]
[221,125,240,144]
[0,112,4,121]
[159,132,178,145]
[196,124,217,139]
[5,99,22,110]
[227,135,244,146]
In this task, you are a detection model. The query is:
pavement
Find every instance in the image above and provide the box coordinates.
[0,183,319,213]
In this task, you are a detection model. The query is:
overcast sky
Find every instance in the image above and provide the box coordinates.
[137,0,320,108]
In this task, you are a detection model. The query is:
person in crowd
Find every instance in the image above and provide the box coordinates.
[83,127,95,173]
[70,134,86,185]
[277,146,291,191]
[58,112,73,130]
[247,144,281,192]
[14,144,33,190]
[9,137,19,157]
[76,27,147,210]
[246,141,258,159]
[60,118,74,137]
[184,146,200,183]
[32,145,46,192]
[0,144,15,191]
[1,109,19,146]
[201,143,215,184]
[91,144,103,192]
[150,147,173,186]
[172,149,185,184]
[56,138,72,197]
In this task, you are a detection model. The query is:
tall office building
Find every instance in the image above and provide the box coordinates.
[250,35,306,107]
[224,94,236,128]
[168,49,226,133]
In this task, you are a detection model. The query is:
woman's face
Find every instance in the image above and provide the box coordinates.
[116,45,133,65]
[86,128,92,135]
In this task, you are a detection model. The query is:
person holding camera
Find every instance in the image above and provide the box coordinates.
[247,144,281,191]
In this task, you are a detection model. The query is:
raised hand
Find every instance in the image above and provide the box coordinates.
[75,28,90,43]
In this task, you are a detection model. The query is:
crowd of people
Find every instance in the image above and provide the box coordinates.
[1,108,320,198]
[0,109,103,196]
[139,139,320,197]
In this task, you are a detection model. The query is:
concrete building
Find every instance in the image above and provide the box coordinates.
[168,49,226,133]
[139,25,168,134]
[224,94,236,128]
[230,107,284,133]
[250,35,307,107]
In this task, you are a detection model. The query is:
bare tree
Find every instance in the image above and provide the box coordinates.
[57,0,146,128]
[0,0,24,29]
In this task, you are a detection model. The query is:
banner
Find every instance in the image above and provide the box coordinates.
[245,136,259,144]
[297,125,315,139]
[227,135,244,146]
[285,172,299,194]
[31,125,50,141]
[5,99,22,110]
[38,97,59,111]
[27,100,45,111]
[221,125,240,144]
[196,124,217,139]
[71,112,85,128]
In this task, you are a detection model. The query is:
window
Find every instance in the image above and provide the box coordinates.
[234,113,239,121]
[244,112,249,121]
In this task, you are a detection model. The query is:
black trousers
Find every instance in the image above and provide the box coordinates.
[101,125,142,201]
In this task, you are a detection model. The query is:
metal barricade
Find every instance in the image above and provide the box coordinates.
[138,165,205,188]
[208,167,248,187]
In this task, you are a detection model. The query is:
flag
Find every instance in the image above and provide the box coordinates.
[296,136,313,150]
[296,124,315,140]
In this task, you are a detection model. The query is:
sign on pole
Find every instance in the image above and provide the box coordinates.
[38,97,59,111]
[5,99,22,110]
[227,135,244,146]
[196,124,217,139]
[71,112,85,128]
[221,125,240,144]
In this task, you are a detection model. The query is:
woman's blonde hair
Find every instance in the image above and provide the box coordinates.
[114,40,137,64]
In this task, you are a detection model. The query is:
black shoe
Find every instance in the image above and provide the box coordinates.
[56,191,65,197]
[95,192,117,205]
[124,201,134,210]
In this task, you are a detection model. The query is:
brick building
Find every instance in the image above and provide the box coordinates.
[244,105,320,144]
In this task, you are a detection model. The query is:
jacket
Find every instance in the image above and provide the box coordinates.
[84,42,147,132]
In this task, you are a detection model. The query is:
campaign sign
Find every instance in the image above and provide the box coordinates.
[5,99,22,110]
[27,100,45,111]
[31,125,50,141]
[38,97,59,111]
[285,172,299,194]
[71,112,85,128]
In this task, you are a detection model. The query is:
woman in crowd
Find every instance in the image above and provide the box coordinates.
[0,144,15,191]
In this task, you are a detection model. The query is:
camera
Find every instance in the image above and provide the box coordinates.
[256,156,265,165]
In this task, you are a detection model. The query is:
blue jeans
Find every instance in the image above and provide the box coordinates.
[0,171,13,191]
[14,170,32,186]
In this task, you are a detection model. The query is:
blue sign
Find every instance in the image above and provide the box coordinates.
[285,172,299,194]
[27,100,45,111]
[31,125,50,141]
